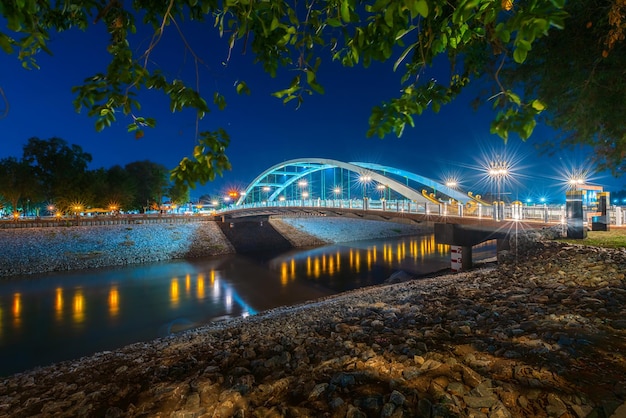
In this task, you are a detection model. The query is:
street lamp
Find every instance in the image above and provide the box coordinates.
[298,180,308,204]
[488,160,509,221]
[262,186,271,204]
[567,176,585,189]
[332,186,342,208]
[359,175,372,197]
[359,175,372,210]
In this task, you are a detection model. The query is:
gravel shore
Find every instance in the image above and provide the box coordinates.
[1,230,625,417]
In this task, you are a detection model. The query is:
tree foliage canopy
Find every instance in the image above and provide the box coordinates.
[0,138,187,215]
[501,0,626,176]
[2,0,623,184]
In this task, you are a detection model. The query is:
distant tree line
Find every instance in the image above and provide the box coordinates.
[0,137,205,217]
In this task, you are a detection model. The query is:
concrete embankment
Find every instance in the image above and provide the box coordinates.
[0,216,429,278]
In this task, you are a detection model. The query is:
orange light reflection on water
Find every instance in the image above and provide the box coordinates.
[109,286,119,317]
[281,262,288,286]
[55,288,63,321]
[73,290,85,325]
[170,278,180,308]
[277,235,456,285]
[197,274,205,299]
[13,293,21,328]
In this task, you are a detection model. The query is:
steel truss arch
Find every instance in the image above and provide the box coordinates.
[236,158,471,206]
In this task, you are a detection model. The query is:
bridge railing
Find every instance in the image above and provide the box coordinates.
[229,198,626,226]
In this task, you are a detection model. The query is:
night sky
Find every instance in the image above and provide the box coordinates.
[1,20,623,201]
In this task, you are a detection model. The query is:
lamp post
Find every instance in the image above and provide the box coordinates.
[262,186,270,205]
[488,161,509,221]
[359,175,372,210]
[298,180,308,206]
[333,187,341,208]
[377,184,386,198]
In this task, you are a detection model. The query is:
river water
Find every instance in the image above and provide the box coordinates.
[0,233,494,377]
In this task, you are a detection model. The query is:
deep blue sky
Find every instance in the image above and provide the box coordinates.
[1,18,623,201]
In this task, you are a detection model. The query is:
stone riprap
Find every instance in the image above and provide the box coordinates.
[0,216,428,278]
[1,238,625,417]
[271,216,429,246]
[0,221,234,277]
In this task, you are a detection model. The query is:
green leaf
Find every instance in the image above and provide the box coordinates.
[513,48,527,64]
[340,0,350,22]
[270,16,280,32]
[506,91,521,105]
[516,39,532,51]
[327,18,342,27]
[0,33,13,54]
[499,29,511,43]
[306,69,315,85]
[394,42,417,72]
[522,119,536,139]
[213,92,227,110]
[531,99,546,111]
[384,6,394,27]
[415,0,429,18]
[235,81,251,95]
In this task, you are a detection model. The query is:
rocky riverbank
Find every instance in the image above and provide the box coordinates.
[0,216,428,278]
[1,233,625,417]
[0,221,235,278]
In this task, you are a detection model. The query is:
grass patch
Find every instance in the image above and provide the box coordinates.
[557,229,626,249]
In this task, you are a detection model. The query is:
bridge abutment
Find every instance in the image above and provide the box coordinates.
[435,223,510,271]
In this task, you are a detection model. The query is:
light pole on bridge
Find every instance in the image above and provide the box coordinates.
[488,160,509,221]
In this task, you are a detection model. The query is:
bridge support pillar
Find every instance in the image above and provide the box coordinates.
[435,223,511,272]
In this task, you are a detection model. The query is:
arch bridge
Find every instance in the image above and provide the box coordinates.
[236,158,479,207]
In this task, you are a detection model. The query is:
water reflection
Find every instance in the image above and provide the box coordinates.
[109,287,119,317]
[73,289,85,326]
[55,287,63,321]
[170,278,180,307]
[0,233,494,376]
[12,293,21,328]
[272,234,453,290]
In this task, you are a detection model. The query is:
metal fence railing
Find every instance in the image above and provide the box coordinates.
[226,199,626,226]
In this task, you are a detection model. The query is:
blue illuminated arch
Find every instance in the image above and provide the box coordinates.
[237,158,472,205]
